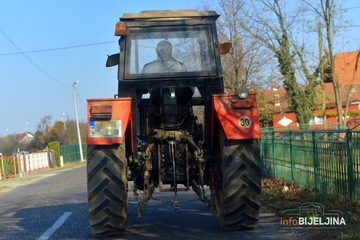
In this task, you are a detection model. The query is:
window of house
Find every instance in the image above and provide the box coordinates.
[308,117,324,125]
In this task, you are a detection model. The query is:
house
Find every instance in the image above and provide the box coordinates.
[260,51,360,130]
[47,125,54,133]
[16,132,34,143]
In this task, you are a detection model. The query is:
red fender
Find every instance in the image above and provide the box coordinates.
[213,93,261,140]
[87,98,133,148]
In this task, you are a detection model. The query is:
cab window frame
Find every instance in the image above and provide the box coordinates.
[123,25,218,80]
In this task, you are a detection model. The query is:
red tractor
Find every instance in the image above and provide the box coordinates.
[86,9,261,237]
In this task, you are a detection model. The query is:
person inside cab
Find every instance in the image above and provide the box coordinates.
[142,40,186,73]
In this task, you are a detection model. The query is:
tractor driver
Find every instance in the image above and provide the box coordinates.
[142,40,186,73]
[142,40,195,131]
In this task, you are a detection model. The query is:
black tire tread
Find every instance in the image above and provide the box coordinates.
[87,144,128,236]
[215,129,261,230]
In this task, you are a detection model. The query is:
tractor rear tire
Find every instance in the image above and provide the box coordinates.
[214,128,261,230]
[87,144,128,237]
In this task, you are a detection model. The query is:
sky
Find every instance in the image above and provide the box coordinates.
[0,0,359,135]
[0,0,199,135]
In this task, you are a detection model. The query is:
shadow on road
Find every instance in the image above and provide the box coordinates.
[7,182,309,240]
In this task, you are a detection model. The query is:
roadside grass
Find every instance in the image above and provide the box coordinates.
[0,161,86,194]
[261,178,360,240]
[38,160,87,173]
[0,176,42,194]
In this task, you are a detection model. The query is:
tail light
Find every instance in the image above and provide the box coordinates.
[232,99,254,109]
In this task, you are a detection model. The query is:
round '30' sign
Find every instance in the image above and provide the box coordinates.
[238,116,251,128]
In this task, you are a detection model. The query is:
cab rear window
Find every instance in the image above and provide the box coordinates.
[124,26,217,79]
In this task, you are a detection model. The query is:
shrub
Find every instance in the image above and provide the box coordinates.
[48,141,61,167]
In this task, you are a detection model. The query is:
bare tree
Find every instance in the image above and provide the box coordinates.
[36,114,52,133]
[29,130,47,151]
[302,0,349,128]
[216,0,277,92]
[28,115,87,150]
[0,134,29,155]
[59,120,87,144]
[29,115,52,151]
[47,120,66,143]
[225,0,327,128]
[344,50,360,121]
[196,0,277,94]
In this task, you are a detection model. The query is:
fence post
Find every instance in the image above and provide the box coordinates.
[82,143,86,161]
[289,131,295,181]
[272,131,277,177]
[74,144,78,162]
[312,131,320,190]
[259,137,264,173]
[25,154,29,174]
[13,155,17,177]
[346,129,354,202]
[0,153,3,180]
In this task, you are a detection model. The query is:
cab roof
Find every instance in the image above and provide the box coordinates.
[120,9,219,21]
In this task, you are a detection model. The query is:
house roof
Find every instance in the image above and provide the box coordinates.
[47,126,54,133]
[333,51,360,86]
[15,133,27,140]
[315,83,360,107]
[258,51,360,112]
[15,132,34,143]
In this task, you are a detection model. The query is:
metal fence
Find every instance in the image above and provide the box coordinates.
[60,143,86,164]
[259,129,360,202]
[0,154,15,179]
[0,152,55,180]
[0,144,85,180]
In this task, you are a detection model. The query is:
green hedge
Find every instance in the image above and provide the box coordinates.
[48,141,61,167]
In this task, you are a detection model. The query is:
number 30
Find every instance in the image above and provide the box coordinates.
[238,116,251,128]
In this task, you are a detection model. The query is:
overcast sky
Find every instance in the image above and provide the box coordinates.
[0,0,359,135]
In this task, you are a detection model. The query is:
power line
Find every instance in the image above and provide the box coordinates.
[75,88,87,109]
[0,29,70,88]
[1,7,359,57]
[344,5,360,11]
[0,41,117,56]
[268,5,360,23]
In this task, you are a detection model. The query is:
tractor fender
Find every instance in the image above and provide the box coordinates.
[87,98,133,149]
[212,93,261,140]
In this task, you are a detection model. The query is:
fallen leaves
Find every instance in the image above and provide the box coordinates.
[261,177,360,240]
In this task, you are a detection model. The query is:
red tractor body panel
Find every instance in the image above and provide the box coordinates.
[213,93,261,140]
[87,98,133,148]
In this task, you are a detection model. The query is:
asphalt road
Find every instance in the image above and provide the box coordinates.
[0,165,309,240]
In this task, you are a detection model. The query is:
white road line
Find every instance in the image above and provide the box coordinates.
[37,211,72,240]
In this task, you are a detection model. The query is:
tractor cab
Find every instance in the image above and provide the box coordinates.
[105,10,231,157]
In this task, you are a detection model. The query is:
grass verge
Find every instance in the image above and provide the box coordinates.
[261,178,360,240]
[38,160,87,173]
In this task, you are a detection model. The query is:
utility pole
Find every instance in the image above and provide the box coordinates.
[60,113,66,122]
[25,122,28,143]
[72,80,84,162]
